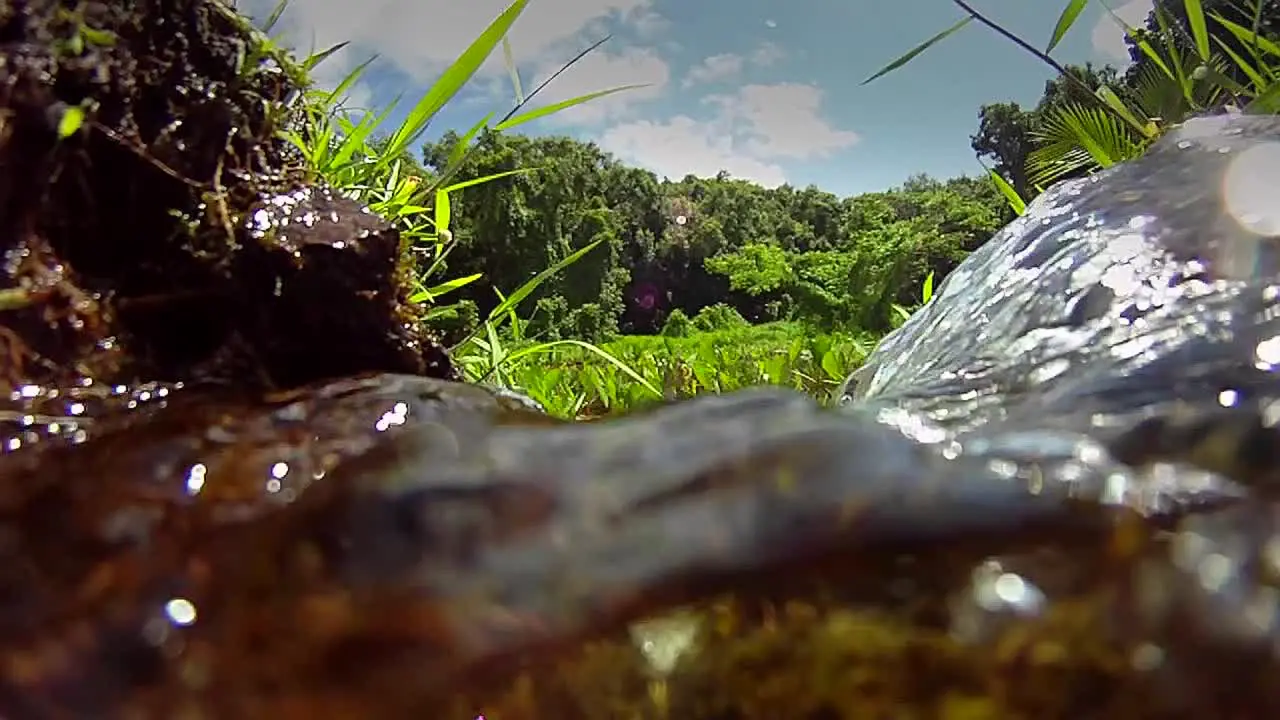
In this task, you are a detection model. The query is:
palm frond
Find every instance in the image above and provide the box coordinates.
[1026,103,1148,188]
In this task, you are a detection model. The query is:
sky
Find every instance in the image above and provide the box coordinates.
[235,0,1156,197]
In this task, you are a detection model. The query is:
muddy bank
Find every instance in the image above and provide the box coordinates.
[0,0,453,392]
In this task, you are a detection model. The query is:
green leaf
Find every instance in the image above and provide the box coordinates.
[302,41,350,72]
[1191,59,1254,98]
[1027,102,1146,188]
[378,0,532,173]
[1211,14,1280,59]
[1046,0,1090,53]
[324,54,376,109]
[1244,76,1280,113]
[433,189,451,237]
[485,239,605,324]
[1183,0,1211,60]
[424,111,497,195]
[890,304,911,325]
[820,350,844,381]
[260,0,289,34]
[407,273,483,303]
[441,167,537,193]
[501,36,524,104]
[922,270,935,303]
[1212,35,1266,91]
[331,102,393,169]
[1095,84,1155,137]
[503,339,664,398]
[56,104,85,138]
[984,165,1026,215]
[862,16,973,85]
[1140,4,1200,107]
[494,85,645,132]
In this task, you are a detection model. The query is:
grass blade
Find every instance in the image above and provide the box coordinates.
[1184,0,1211,60]
[1244,75,1280,112]
[1212,14,1280,58]
[408,273,483,303]
[423,111,497,195]
[1213,35,1267,90]
[261,0,289,34]
[1046,0,1090,53]
[1095,84,1156,137]
[502,36,524,104]
[322,55,376,108]
[433,188,451,238]
[503,340,664,398]
[862,16,973,85]
[441,168,538,194]
[985,166,1026,215]
[379,0,532,170]
[486,238,605,322]
[494,85,646,131]
[302,41,349,72]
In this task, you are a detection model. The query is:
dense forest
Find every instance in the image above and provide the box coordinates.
[418,136,1011,342]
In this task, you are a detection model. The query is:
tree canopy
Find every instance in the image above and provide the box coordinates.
[419,131,1011,342]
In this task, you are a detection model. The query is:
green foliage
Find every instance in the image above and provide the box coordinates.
[705,243,794,296]
[873,0,1280,208]
[502,323,872,419]
[428,131,1010,341]
[691,304,749,333]
[660,309,694,338]
[255,0,641,342]
[239,0,672,408]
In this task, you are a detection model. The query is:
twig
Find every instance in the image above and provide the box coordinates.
[950,0,1115,104]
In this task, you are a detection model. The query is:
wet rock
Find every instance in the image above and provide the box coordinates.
[4,1,1280,718]
[235,186,454,387]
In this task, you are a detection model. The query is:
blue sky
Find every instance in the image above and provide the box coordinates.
[240,0,1155,197]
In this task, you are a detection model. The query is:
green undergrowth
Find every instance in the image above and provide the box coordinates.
[482,323,875,419]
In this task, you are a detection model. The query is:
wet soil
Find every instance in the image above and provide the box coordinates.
[0,0,454,392]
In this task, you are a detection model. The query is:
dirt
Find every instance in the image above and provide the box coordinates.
[0,0,455,392]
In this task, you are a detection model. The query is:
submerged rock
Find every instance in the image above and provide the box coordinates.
[2,113,1280,718]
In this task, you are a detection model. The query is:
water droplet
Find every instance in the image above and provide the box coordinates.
[164,597,198,626]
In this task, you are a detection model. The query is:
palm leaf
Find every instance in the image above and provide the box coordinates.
[1128,58,1195,121]
[1027,103,1147,188]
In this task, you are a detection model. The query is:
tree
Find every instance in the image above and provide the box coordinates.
[414,131,1009,337]
[971,102,1036,199]
[972,63,1124,200]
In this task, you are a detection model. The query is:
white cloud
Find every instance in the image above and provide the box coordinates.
[681,42,786,88]
[598,83,858,188]
[683,53,745,87]
[600,117,789,187]
[235,0,662,102]
[710,84,859,159]
[528,46,671,124]
[751,41,784,67]
[1091,0,1154,60]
